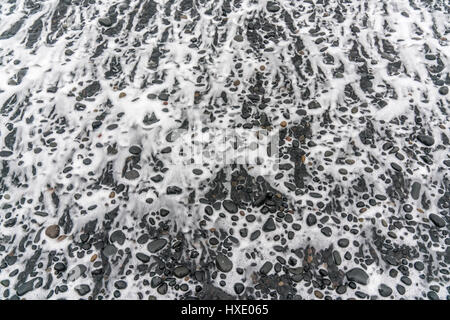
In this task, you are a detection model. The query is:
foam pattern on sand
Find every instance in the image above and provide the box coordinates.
[0,0,449,300]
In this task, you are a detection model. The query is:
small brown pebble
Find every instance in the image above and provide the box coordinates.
[286,136,292,141]
[163,101,168,105]
[278,281,284,286]
[260,65,265,71]
[119,92,126,98]
[233,80,240,86]
[417,208,424,213]
[301,155,306,163]
[57,235,67,242]
[210,228,216,232]
[307,255,313,263]
[90,254,98,262]
[240,211,245,216]
[45,225,60,239]
[109,191,115,198]
[280,121,287,128]
[314,290,324,299]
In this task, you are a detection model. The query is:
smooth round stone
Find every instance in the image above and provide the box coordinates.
[429,214,445,228]
[259,262,273,275]
[427,291,439,300]
[438,86,448,95]
[338,238,349,248]
[110,230,125,245]
[346,268,369,285]
[103,245,117,257]
[173,266,190,278]
[378,284,392,297]
[124,170,140,180]
[75,284,91,296]
[147,239,167,253]
[114,280,127,290]
[129,146,142,155]
[45,225,60,239]
[414,261,425,271]
[98,17,112,27]
[306,214,317,226]
[417,134,434,146]
[216,253,233,273]
[222,200,238,213]
[234,283,245,295]
[136,253,150,263]
[262,217,276,232]
[321,227,332,237]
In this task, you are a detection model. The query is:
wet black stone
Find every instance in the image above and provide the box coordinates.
[135,252,150,263]
[378,284,392,297]
[75,284,91,296]
[110,230,125,245]
[80,81,101,99]
[223,200,238,213]
[414,261,424,271]
[338,239,349,248]
[124,170,140,180]
[216,254,233,273]
[103,244,117,257]
[234,283,245,295]
[346,268,369,285]
[438,86,448,95]
[99,17,113,27]
[167,186,182,195]
[114,280,127,290]
[427,291,439,300]
[129,146,142,155]
[321,227,332,237]
[250,230,261,241]
[54,262,66,272]
[16,278,39,297]
[391,162,402,172]
[411,182,421,200]
[417,134,434,146]
[429,214,445,228]
[266,1,280,12]
[157,283,168,295]
[260,262,273,275]
[173,266,189,278]
[147,239,167,253]
[262,217,276,232]
[306,214,317,226]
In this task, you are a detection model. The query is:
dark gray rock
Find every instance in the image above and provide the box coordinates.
[223,200,238,213]
[417,134,434,146]
[346,268,369,285]
[262,217,276,232]
[429,214,445,228]
[147,239,167,253]
[173,266,190,278]
[216,253,233,273]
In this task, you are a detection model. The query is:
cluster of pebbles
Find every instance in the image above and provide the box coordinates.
[0,0,449,300]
